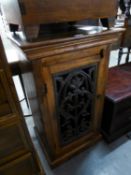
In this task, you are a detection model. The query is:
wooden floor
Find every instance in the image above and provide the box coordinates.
[19,49,131,175]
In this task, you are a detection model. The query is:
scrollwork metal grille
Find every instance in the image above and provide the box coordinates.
[54,65,97,145]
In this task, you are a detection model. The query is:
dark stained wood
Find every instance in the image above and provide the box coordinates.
[101,63,131,142]
[0,36,45,174]
[106,64,131,101]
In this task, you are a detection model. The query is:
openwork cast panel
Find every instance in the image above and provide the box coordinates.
[54,65,97,145]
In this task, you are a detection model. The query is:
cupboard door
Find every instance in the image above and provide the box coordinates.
[41,47,104,149]
[0,70,16,117]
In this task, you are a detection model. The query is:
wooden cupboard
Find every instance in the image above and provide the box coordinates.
[1,0,123,168]
[0,36,45,175]
[7,28,123,167]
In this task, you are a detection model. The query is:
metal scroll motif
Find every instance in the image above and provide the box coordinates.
[54,65,97,145]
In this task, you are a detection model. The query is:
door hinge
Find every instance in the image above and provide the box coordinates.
[100,49,104,59]
[41,84,47,95]
[18,0,26,15]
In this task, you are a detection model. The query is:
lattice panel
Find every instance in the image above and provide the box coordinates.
[54,65,97,145]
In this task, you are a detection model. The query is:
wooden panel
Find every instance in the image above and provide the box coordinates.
[0,153,40,175]
[0,82,11,115]
[0,70,12,116]
[0,119,29,165]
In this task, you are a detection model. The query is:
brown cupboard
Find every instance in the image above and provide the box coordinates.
[7,28,123,167]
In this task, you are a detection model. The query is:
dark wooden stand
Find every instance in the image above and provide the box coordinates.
[102,63,131,142]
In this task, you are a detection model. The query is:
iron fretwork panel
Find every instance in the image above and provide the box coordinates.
[54,65,97,145]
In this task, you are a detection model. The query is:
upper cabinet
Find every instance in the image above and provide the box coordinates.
[1,0,117,24]
[1,0,118,40]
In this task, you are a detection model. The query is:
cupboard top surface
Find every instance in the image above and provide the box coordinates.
[9,27,124,48]
[7,27,123,64]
